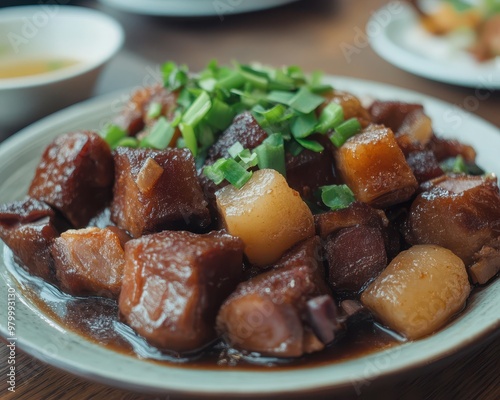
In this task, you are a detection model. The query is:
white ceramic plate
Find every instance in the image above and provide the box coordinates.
[0,77,499,397]
[368,2,500,88]
[98,0,299,17]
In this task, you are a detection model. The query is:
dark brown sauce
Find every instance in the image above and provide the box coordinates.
[5,247,401,370]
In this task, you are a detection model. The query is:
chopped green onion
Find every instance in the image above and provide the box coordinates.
[320,184,355,211]
[291,112,318,139]
[266,90,295,105]
[228,142,245,158]
[147,102,162,119]
[203,158,226,185]
[239,65,268,90]
[219,158,253,188]
[440,155,468,174]
[252,103,291,127]
[317,102,344,134]
[116,137,139,148]
[289,87,325,114]
[254,133,286,176]
[295,137,324,152]
[204,98,235,130]
[330,118,361,147]
[237,149,258,169]
[182,91,212,128]
[179,122,198,156]
[216,71,245,91]
[140,117,175,150]
[286,139,304,156]
[199,77,217,92]
[100,124,127,149]
[162,61,188,91]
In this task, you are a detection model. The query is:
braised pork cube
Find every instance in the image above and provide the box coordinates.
[119,230,244,353]
[319,90,372,127]
[216,237,331,357]
[205,111,268,165]
[216,169,314,267]
[0,198,60,282]
[51,227,129,299]
[286,135,338,200]
[114,84,178,136]
[325,225,387,294]
[406,150,444,183]
[369,101,424,133]
[404,175,500,265]
[429,135,476,163]
[469,237,500,284]
[335,125,418,208]
[111,147,210,237]
[28,131,114,228]
[315,201,400,263]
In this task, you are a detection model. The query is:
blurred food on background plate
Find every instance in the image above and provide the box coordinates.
[409,0,500,61]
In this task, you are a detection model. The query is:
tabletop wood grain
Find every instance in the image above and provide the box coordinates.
[1,0,499,399]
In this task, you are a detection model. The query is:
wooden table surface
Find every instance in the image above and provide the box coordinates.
[1,0,499,399]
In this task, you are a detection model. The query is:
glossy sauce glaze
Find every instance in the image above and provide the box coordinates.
[4,246,402,369]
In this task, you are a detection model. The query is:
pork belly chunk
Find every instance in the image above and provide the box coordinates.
[286,135,338,200]
[335,125,418,208]
[119,230,244,354]
[28,131,114,228]
[404,175,500,266]
[204,111,268,165]
[111,147,210,237]
[51,227,129,299]
[320,90,372,127]
[369,101,424,133]
[0,197,62,282]
[114,84,178,136]
[217,237,331,358]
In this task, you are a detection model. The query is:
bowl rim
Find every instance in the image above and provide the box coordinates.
[0,5,124,90]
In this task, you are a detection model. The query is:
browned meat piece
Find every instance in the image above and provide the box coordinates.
[404,175,500,265]
[335,125,418,208]
[0,198,61,282]
[51,227,128,299]
[204,111,268,165]
[406,150,444,184]
[397,109,433,144]
[111,147,210,237]
[468,237,500,284]
[28,131,114,228]
[319,90,372,127]
[198,173,228,227]
[396,134,426,156]
[216,237,330,358]
[305,295,342,344]
[114,84,179,136]
[325,225,387,294]
[429,135,476,163]
[119,230,244,354]
[369,101,424,133]
[315,201,400,262]
[314,201,387,238]
[286,135,339,200]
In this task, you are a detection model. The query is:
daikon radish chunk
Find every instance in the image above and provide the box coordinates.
[361,244,470,340]
[216,169,314,267]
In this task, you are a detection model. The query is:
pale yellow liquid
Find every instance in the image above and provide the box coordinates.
[0,59,79,79]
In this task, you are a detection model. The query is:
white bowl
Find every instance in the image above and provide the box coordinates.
[0,6,124,136]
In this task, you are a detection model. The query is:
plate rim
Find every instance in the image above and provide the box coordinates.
[1,77,499,397]
[368,2,500,89]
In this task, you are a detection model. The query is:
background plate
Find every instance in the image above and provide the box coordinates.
[369,3,500,88]
[98,0,300,17]
[0,77,499,397]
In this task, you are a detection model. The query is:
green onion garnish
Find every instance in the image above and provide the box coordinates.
[266,90,295,105]
[182,91,212,127]
[147,102,162,119]
[205,98,235,130]
[330,118,361,147]
[140,117,175,150]
[204,158,252,189]
[440,155,468,174]
[317,102,344,134]
[295,137,324,152]
[254,133,287,176]
[100,124,127,149]
[320,184,356,211]
[179,123,198,156]
[289,87,325,114]
[116,137,139,148]
[162,62,188,91]
[291,112,318,139]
